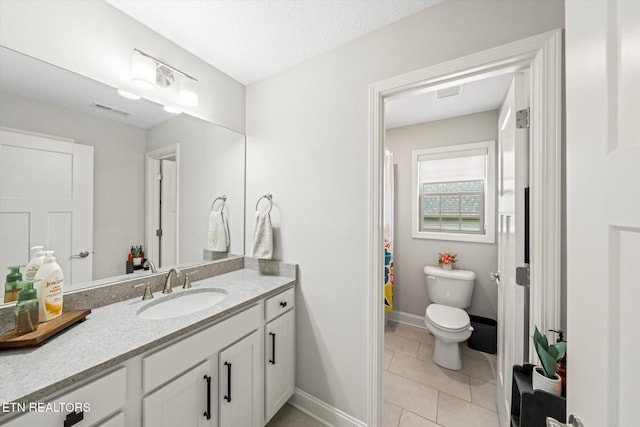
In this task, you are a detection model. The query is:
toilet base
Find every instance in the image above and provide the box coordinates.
[432,338,462,371]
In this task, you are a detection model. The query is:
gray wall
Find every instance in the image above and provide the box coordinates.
[246,0,564,422]
[386,111,499,320]
[0,91,147,281]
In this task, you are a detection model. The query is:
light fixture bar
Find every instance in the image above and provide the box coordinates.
[133,49,198,82]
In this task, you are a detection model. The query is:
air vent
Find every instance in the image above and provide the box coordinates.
[92,103,130,116]
[436,85,463,99]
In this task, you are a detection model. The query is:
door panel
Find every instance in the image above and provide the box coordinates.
[566,1,640,424]
[0,128,93,291]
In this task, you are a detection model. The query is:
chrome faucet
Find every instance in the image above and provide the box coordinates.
[144,259,158,273]
[163,268,180,294]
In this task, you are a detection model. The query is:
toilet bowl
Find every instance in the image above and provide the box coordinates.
[423,266,476,371]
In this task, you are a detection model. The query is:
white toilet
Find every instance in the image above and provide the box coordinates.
[423,266,476,371]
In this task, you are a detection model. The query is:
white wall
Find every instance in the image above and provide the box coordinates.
[0,0,245,133]
[246,0,564,422]
[386,111,499,320]
[0,91,146,281]
[147,115,246,261]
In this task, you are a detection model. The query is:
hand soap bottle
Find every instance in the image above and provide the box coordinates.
[15,280,39,334]
[4,266,23,303]
[34,251,64,322]
[25,246,45,280]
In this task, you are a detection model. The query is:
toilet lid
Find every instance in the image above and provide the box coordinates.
[426,304,470,331]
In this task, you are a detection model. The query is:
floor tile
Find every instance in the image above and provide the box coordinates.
[388,353,471,401]
[384,348,395,370]
[385,332,421,357]
[437,392,500,427]
[460,353,497,384]
[416,341,435,363]
[399,410,441,427]
[266,404,326,427]
[384,400,403,427]
[386,321,435,345]
[469,377,498,412]
[384,371,438,422]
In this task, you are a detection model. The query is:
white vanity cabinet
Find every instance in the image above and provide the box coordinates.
[218,331,262,427]
[4,367,126,427]
[264,287,295,423]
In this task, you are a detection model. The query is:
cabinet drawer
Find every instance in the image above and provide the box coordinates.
[4,367,126,427]
[143,303,260,393]
[265,287,294,322]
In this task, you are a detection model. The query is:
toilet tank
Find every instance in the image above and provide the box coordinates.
[424,266,476,309]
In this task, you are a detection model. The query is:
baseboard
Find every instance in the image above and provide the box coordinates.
[288,388,367,427]
[386,310,427,329]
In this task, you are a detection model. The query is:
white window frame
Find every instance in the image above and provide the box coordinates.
[411,140,496,243]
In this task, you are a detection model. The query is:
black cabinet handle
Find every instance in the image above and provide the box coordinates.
[203,375,212,420]
[269,332,276,365]
[63,410,84,427]
[223,361,232,402]
[280,301,287,308]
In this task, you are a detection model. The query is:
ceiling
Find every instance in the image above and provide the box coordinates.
[106,0,443,85]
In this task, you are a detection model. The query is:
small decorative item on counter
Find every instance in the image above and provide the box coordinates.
[132,245,144,267]
[128,246,135,264]
[25,245,45,280]
[531,325,566,396]
[4,265,23,303]
[438,252,457,270]
[15,280,39,334]
[34,251,64,322]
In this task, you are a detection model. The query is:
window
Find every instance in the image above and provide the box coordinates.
[412,141,495,243]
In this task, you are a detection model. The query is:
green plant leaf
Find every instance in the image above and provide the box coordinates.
[553,341,567,361]
[535,340,558,378]
[533,326,549,351]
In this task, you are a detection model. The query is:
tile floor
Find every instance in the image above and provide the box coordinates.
[267,320,500,427]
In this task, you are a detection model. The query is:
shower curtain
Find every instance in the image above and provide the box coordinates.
[384,150,394,312]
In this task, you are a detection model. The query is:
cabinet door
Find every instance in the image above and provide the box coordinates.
[265,310,295,422]
[143,361,215,427]
[219,331,261,427]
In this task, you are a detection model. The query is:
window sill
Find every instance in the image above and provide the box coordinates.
[412,231,495,244]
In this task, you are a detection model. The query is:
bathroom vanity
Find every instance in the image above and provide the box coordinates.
[0,259,296,427]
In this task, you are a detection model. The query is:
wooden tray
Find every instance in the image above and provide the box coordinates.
[0,309,91,349]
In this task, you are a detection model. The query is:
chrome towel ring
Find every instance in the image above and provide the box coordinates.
[211,195,227,212]
[256,193,273,214]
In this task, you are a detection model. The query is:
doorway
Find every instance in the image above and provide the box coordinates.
[367,30,562,426]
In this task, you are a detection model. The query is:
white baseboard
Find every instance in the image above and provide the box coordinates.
[288,388,366,427]
[386,310,427,329]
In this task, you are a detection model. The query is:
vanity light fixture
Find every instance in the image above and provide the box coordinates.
[131,49,199,107]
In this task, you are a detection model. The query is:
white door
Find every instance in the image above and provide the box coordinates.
[495,72,529,425]
[143,360,214,427]
[0,128,93,290]
[566,1,640,425]
[219,331,261,427]
[160,159,177,267]
[265,310,295,422]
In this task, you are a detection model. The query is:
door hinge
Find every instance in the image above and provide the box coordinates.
[156,172,162,181]
[516,265,530,287]
[156,229,163,237]
[516,108,530,129]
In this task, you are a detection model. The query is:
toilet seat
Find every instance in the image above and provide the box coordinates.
[425,304,470,333]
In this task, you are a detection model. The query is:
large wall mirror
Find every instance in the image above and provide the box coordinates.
[0,46,245,304]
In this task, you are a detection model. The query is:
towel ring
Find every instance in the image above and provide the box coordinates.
[211,195,227,212]
[256,193,273,214]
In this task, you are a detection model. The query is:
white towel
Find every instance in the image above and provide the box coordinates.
[208,211,229,252]
[251,211,273,259]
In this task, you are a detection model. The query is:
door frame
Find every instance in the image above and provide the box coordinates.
[145,144,180,267]
[367,29,562,426]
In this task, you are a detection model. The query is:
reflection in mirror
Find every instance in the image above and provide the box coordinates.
[0,46,245,304]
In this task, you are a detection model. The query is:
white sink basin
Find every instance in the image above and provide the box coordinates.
[137,289,227,320]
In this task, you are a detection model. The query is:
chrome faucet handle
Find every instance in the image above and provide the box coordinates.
[183,270,199,289]
[133,282,153,300]
[163,268,180,294]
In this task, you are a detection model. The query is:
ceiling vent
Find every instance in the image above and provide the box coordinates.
[436,85,463,99]
[92,103,130,116]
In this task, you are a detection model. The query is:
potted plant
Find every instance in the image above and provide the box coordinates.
[438,252,457,270]
[531,326,566,396]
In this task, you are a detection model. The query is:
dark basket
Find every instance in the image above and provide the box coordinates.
[467,315,497,354]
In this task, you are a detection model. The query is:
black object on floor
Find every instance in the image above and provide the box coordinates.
[467,315,497,354]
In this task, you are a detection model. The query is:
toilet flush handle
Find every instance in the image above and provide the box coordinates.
[490,271,500,285]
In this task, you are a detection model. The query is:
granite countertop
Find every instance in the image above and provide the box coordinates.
[0,268,295,409]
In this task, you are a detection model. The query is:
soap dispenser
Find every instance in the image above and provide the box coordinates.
[4,266,23,303]
[25,246,45,280]
[34,251,64,322]
[15,280,39,334]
